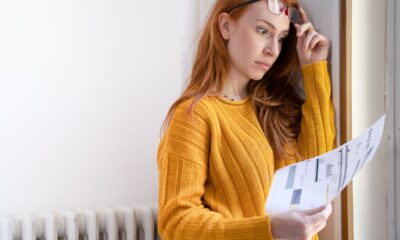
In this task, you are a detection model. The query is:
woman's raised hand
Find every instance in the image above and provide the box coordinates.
[294,7,330,66]
[270,204,332,240]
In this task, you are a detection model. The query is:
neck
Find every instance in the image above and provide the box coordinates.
[221,66,250,100]
[221,87,248,101]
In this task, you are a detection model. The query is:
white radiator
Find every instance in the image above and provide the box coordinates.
[0,205,160,240]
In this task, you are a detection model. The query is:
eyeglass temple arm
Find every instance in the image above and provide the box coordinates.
[226,0,261,14]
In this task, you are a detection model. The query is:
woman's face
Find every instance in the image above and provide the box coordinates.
[225,1,291,81]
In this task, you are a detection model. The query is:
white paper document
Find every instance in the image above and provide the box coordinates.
[266,115,386,214]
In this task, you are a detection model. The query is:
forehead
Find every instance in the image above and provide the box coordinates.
[240,0,290,31]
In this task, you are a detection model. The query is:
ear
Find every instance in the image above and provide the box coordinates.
[218,12,232,40]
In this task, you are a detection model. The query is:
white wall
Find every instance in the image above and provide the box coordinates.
[386,0,399,238]
[352,0,388,239]
[0,4,346,239]
[0,0,185,215]
[395,1,400,238]
[179,0,216,82]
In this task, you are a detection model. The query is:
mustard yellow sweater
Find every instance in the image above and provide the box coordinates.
[157,61,336,240]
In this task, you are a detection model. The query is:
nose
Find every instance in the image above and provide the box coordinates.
[263,37,281,57]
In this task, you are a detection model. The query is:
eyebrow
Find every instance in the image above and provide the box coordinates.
[257,18,290,34]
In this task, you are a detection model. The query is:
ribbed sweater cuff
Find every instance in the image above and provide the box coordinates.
[301,60,328,71]
[245,215,274,239]
[300,60,330,99]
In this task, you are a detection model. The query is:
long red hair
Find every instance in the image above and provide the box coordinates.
[162,0,303,160]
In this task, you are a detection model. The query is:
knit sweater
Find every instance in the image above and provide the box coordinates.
[157,60,336,240]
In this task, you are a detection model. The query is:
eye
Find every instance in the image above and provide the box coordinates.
[279,35,288,42]
[256,27,270,36]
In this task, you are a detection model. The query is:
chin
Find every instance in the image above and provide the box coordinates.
[249,71,268,81]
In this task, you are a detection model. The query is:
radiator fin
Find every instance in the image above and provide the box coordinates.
[0,205,159,240]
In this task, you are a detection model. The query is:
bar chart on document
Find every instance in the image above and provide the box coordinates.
[265,115,386,214]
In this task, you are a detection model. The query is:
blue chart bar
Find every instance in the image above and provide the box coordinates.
[291,189,302,205]
[285,166,297,189]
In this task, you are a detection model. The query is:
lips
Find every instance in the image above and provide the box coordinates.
[255,61,271,70]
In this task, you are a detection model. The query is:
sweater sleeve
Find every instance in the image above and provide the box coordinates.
[297,60,336,159]
[157,100,273,240]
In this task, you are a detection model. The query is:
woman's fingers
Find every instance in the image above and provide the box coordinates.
[313,220,328,233]
[299,7,309,23]
[301,205,331,237]
[309,32,321,50]
[311,206,331,233]
[295,7,331,65]
[295,22,314,37]
[296,26,330,52]
[304,31,318,51]
[298,204,332,226]
[306,204,332,225]
[298,204,326,216]
[294,10,316,52]
[270,204,332,239]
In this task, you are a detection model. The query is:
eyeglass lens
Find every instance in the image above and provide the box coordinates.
[267,0,285,14]
[288,7,301,24]
[267,0,302,24]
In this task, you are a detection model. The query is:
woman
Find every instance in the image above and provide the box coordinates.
[157,0,336,239]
